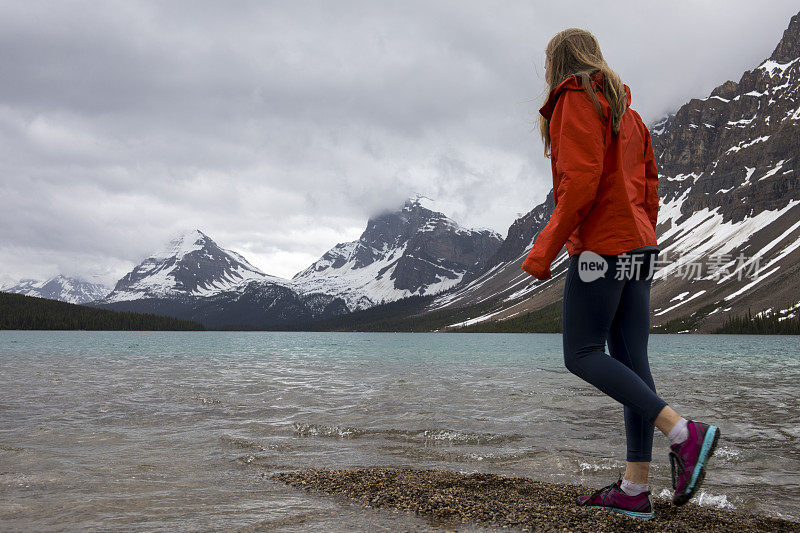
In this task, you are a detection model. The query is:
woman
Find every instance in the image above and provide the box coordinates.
[521,28,720,521]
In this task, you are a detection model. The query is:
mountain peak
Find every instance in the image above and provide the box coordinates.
[769,10,800,63]
[102,230,282,302]
[293,196,503,310]
[403,194,436,210]
[152,229,212,261]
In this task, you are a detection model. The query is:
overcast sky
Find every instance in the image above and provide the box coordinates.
[1,1,798,285]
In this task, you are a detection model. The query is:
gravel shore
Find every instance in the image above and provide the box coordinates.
[270,466,800,532]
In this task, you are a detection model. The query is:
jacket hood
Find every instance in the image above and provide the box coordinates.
[539,70,631,121]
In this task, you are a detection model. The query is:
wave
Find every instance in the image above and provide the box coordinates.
[658,488,736,509]
[578,460,626,473]
[219,434,268,451]
[291,422,525,445]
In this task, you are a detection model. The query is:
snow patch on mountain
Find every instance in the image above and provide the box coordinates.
[292,240,465,311]
[655,185,800,282]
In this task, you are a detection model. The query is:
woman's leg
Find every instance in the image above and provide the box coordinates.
[606,254,684,440]
[606,268,659,485]
[562,254,668,426]
[607,273,658,465]
[566,253,721,508]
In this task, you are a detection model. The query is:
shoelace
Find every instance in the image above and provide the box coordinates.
[669,448,686,490]
[589,478,621,503]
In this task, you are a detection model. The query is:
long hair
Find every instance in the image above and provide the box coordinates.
[539,28,627,157]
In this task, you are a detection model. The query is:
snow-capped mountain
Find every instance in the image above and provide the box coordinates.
[1,275,109,304]
[426,10,800,332]
[95,229,348,328]
[93,197,502,326]
[292,197,504,311]
[101,229,283,302]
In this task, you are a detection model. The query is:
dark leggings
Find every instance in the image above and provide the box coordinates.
[562,251,668,462]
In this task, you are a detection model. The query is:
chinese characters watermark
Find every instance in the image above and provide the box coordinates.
[577,250,761,282]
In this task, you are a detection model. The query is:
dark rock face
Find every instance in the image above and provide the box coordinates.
[772,12,800,63]
[357,199,505,287]
[652,10,800,224]
[390,207,505,292]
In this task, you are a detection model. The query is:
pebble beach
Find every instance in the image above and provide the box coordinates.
[271,466,800,532]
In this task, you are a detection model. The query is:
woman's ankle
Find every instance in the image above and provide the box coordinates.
[623,461,650,485]
[654,405,682,436]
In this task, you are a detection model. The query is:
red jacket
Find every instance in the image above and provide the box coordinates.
[521,70,659,280]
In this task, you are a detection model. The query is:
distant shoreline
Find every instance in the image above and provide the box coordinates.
[2,328,799,335]
[3,329,799,335]
[3,290,798,334]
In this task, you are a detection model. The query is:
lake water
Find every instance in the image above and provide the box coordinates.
[0,331,798,531]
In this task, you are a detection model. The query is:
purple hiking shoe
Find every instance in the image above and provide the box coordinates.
[669,420,721,506]
[576,476,654,520]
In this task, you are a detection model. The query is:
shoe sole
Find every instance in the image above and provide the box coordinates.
[585,505,654,520]
[673,425,720,506]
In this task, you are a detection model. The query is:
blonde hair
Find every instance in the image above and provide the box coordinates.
[539,28,627,157]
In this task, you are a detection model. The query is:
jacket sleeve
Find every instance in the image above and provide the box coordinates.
[522,89,606,279]
[643,126,659,233]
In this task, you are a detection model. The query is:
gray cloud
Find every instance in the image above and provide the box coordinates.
[1,0,798,284]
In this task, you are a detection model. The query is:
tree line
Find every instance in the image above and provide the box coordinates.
[714,307,800,335]
[0,292,204,331]
[275,293,798,335]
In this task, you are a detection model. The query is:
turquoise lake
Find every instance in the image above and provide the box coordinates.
[0,331,798,530]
